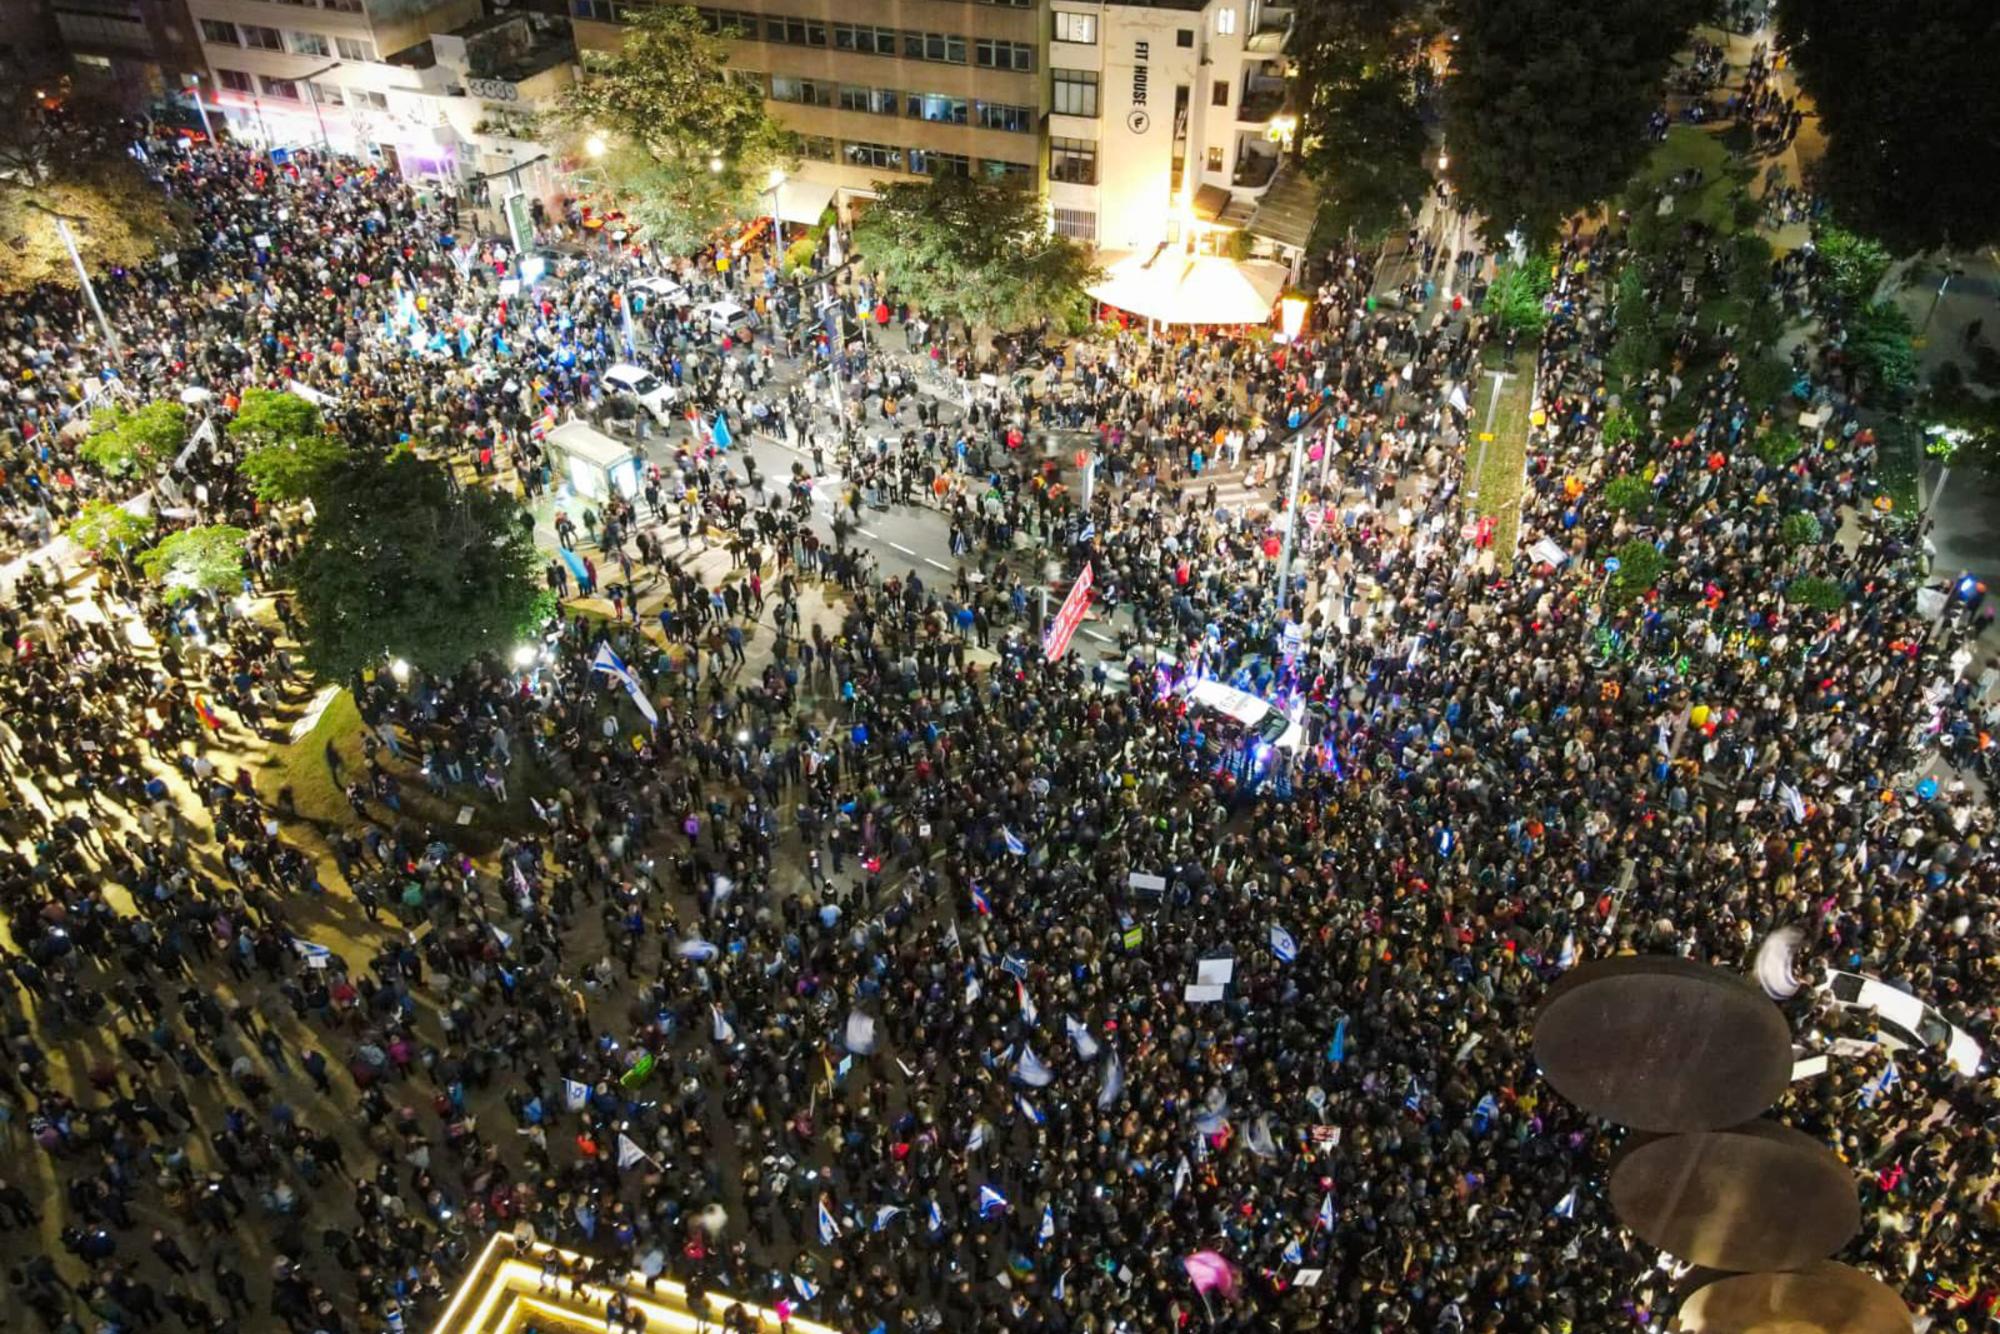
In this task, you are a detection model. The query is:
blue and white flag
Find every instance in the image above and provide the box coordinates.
[1316,1192,1335,1231]
[675,938,719,962]
[590,642,659,727]
[1017,1045,1055,1088]
[711,1004,735,1044]
[1270,924,1299,964]
[872,1205,903,1233]
[977,1184,1009,1219]
[966,1121,989,1153]
[293,940,332,963]
[927,1197,945,1235]
[1038,1204,1056,1245]
[1016,981,1038,1028]
[1404,1077,1424,1112]
[1077,520,1095,544]
[1097,1050,1125,1109]
[1552,1188,1577,1219]
[1328,1016,1349,1065]
[1052,1267,1070,1302]
[792,1275,819,1302]
[1002,827,1026,856]
[1282,1236,1303,1265]
[563,1078,590,1112]
[844,1009,879,1055]
[1016,1092,1046,1125]
[1065,1015,1099,1060]
[1172,1154,1191,1200]
[1473,1093,1498,1134]
[1556,931,1578,970]
[1244,1115,1278,1158]
[616,1133,652,1170]
[489,922,513,951]
[1000,953,1030,981]
[1436,827,1457,857]
[1860,1058,1900,1108]
[818,1197,840,1246]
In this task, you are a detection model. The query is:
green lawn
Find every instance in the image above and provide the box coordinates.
[1470,346,1538,556]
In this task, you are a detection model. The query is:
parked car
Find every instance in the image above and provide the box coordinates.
[602,363,677,424]
[1818,969,1984,1076]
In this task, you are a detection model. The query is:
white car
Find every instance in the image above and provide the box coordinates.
[602,362,678,424]
[629,276,687,310]
[1819,969,1984,1076]
[1182,679,1306,754]
[696,300,760,340]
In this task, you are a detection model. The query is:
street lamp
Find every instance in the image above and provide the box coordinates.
[24,202,121,361]
[765,167,785,278]
[298,59,343,156]
[709,155,724,174]
[585,132,608,159]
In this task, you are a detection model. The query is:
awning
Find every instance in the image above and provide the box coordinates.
[1192,184,1232,222]
[1087,250,1291,325]
[1246,166,1322,252]
[774,178,836,226]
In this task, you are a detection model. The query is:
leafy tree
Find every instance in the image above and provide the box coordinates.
[1293,1,1432,240]
[1778,0,2000,253]
[138,525,247,600]
[1483,259,1551,335]
[64,498,155,561]
[1754,431,1804,468]
[549,5,795,256]
[229,388,322,446]
[1846,300,1918,401]
[81,401,187,478]
[1810,223,1891,307]
[1442,0,1707,246]
[1608,539,1668,604]
[851,175,1101,352]
[1603,475,1653,514]
[1780,511,1825,546]
[1787,575,1846,611]
[290,453,546,680]
[1601,407,1641,448]
[240,434,352,504]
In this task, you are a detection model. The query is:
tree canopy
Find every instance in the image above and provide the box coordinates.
[1441,0,1706,246]
[1778,0,2000,253]
[82,400,187,478]
[229,389,347,503]
[63,497,155,559]
[289,453,546,680]
[851,176,1101,344]
[138,525,247,600]
[549,5,794,255]
[1293,0,1432,240]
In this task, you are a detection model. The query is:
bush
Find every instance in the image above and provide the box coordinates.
[1740,354,1793,410]
[1814,222,1892,308]
[1788,575,1846,611]
[1754,430,1803,468]
[781,236,817,276]
[1847,300,1918,402]
[1780,511,1824,546]
[1729,233,1774,301]
[1602,406,1640,448]
[138,524,248,600]
[1484,260,1552,336]
[1608,539,1668,604]
[1604,474,1653,513]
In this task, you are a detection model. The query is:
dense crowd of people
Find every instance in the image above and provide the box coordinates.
[0,108,1993,1334]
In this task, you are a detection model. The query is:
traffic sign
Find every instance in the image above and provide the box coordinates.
[1604,556,1622,573]
[1304,506,1325,532]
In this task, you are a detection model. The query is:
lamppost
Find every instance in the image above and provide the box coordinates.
[297,60,343,156]
[765,167,786,281]
[24,202,121,361]
[181,72,218,144]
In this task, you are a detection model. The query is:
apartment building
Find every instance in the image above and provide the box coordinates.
[34,0,208,113]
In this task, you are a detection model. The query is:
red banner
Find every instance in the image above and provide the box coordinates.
[1043,563,1095,662]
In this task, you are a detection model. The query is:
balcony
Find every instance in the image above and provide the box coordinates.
[1238,66,1286,125]
[1231,147,1278,191]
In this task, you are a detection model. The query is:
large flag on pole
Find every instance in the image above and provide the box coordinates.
[1043,562,1096,661]
[591,642,659,727]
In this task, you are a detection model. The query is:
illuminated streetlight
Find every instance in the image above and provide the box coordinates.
[389,658,411,684]
[709,155,724,174]
[511,644,539,669]
[585,133,608,159]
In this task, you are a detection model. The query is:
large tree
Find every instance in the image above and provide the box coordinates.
[81,400,187,478]
[549,5,795,255]
[1778,0,1999,253]
[289,454,545,680]
[1293,0,1432,240]
[1441,0,1706,246]
[229,388,349,503]
[850,175,1100,350]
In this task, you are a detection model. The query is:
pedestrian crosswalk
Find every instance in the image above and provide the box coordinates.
[1180,467,1275,515]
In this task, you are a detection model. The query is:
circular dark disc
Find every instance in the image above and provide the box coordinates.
[1611,1121,1859,1271]
[1533,957,1791,1132]
[1675,1261,1912,1333]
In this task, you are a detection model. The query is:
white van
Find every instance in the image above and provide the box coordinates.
[603,362,677,424]
[697,300,760,340]
[1819,969,1984,1076]
[1183,679,1306,753]
[629,276,687,310]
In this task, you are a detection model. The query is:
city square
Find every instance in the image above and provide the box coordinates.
[0,0,1996,1331]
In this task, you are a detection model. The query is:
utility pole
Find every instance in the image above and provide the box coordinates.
[28,203,121,361]
[1271,406,1329,611]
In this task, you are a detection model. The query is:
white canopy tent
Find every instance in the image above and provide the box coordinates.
[1087,250,1290,326]
[773,178,837,226]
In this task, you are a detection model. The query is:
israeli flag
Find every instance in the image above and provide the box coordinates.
[1038,1204,1056,1245]
[563,1078,590,1112]
[1553,1188,1577,1219]
[590,642,659,727]
[818,1197,840,1246]
[1078,520,1095,544]
[1328,1016,1348,1065]
[1097,1050,1124,1109]
[1436,827,1457,857]
[942,920,960,953]
[616,1133,650,1170]
[1270,924,1299,963]
[293,940,332,962]
[1002,827,1026,856]
[1016,1045,1055,1088]
[1283,1236,1303,1266]
[1317,1192,1335,1231]
[966,1121,989,1153]
[1017,981,1038,1028]
[792,1275,819,1302]
[1173,1154,1190,1200]
[1065,1015,1099,1060]
[1556,931,1578,970]
[1860,1058,1900,1108]
[872,1205,903,1233]
[1244,1115,1278,1158]
[711,1004,735,1044]
[927,1197,945,1234]
[977,1184,1008,1219]
[675,938,719,962]
[965,976,983,1005]
[1473,1093,1498,1134]
[1404,1077,1424,1112]
[844,1010,879,1055]
[1053,1267,1069,1302]
[489,922,513,952]
[1779,781,1807,825]
[1016,1092,1046,1125]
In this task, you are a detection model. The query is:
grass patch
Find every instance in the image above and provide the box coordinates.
[1469,348,1537,556]
[1626,126,1751,238]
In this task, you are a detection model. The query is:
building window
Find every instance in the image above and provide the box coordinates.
[1051,68,1098,117]
[75,52,113,68]
[335,35,373,60]
[572,0,619,20]
[215,68,253,93]
[975,100,1034,132]
[1049,135,1096,185]
[353,89,388,110]
[322,0,363,11]
[770,75,834,107]
[260,74,301,99]
[241,24,285,50]
[1205,145,1224,171]
[843,140,905,172]
[799,134,836,161]
[910,148,969,177]
[982,158,1031,182]
[1053,11,1095,43]
[975,0,1030,7]
[1212,79,1228,106]
[1214,7,1236,34]
[199,18,239,43]
[765,15,826,46]
[908,92,968,124]
[1176,28,1194,46]
[840,85,898,115]
[833,23,899,55]
[975,39,1034,71]
[310,80,345,106]
[287,29,329,56]
[903,31,966,64]
[1053,207,1095,242]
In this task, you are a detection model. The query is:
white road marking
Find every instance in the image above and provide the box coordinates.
[1082,629,1115,643]
[923,557,950,571]
[887,541,916,556]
